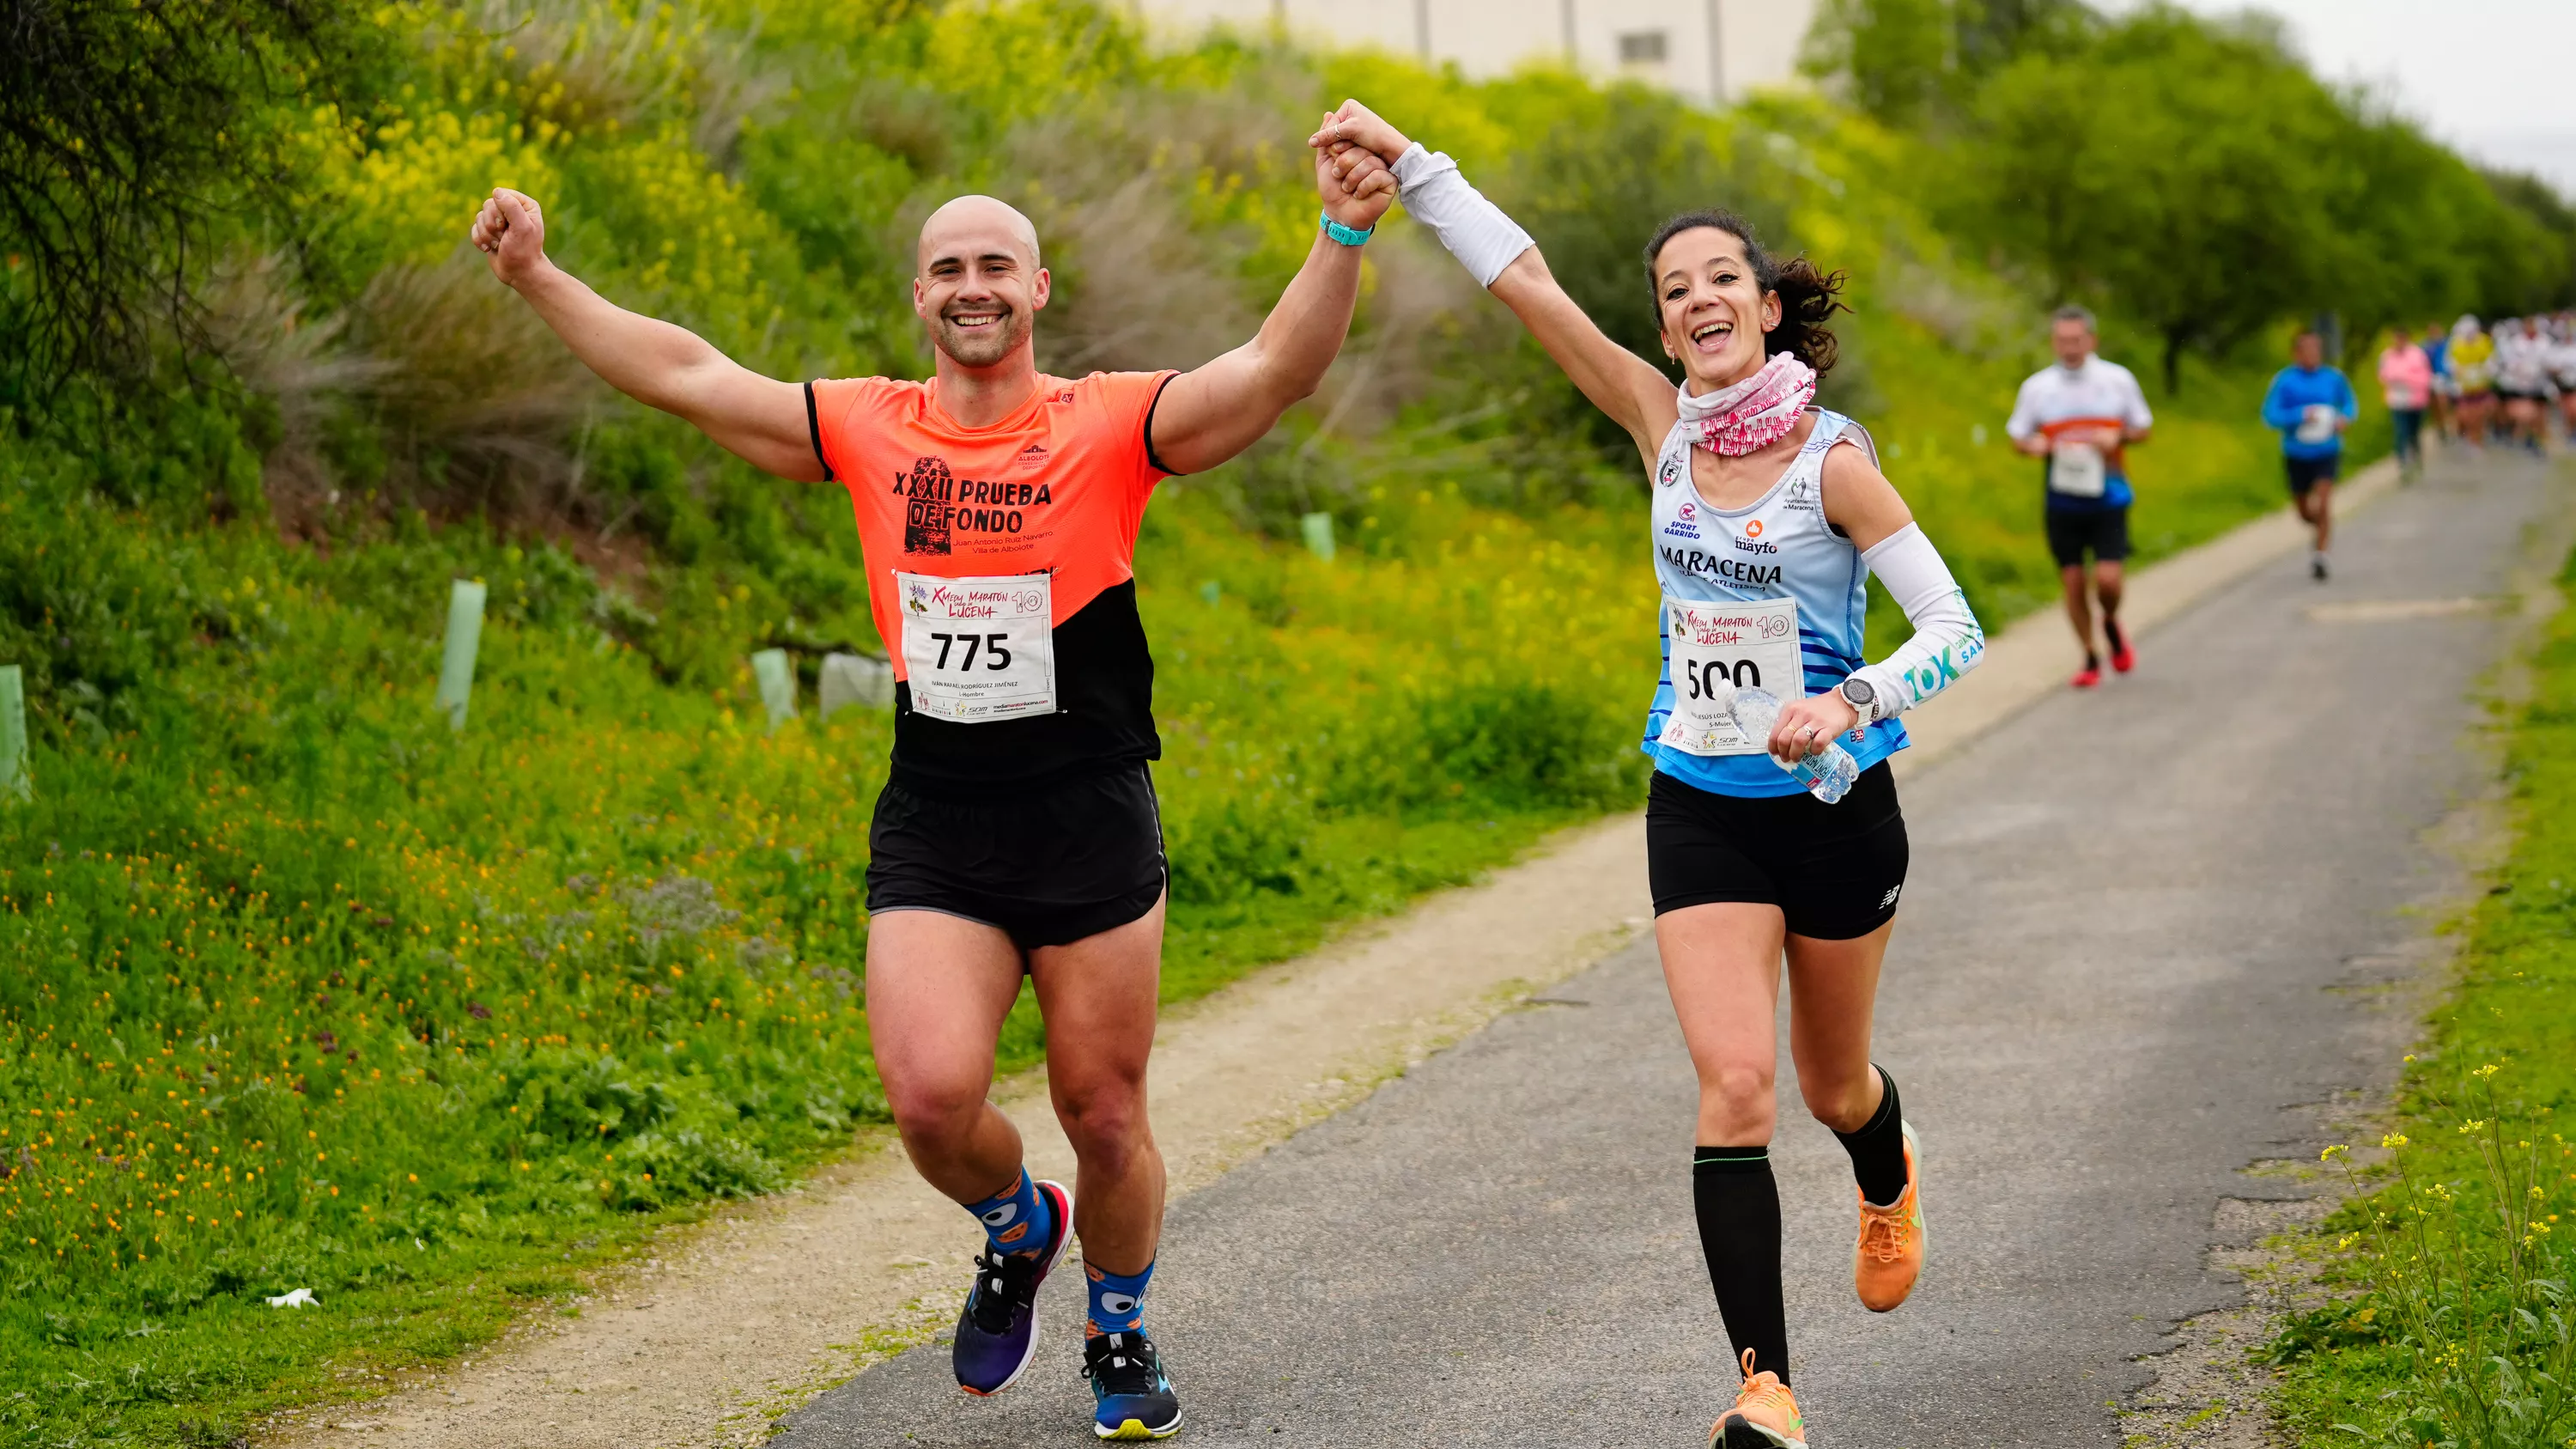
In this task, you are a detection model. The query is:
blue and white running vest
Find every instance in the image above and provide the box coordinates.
[1643,407,1909,798]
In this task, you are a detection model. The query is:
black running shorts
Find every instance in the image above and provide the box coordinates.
[2284,453,2341,495]
[866,764,1167,952]
[1647,763,1909,941]
[2044,507,2130,568]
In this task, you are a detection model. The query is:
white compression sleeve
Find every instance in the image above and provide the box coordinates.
[1846,523,1986,719]
[1389,143,1534,289]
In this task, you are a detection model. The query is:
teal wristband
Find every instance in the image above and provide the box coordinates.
[1320,210,1373,247]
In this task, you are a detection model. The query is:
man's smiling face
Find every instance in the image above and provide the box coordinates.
[914,195,1049,369]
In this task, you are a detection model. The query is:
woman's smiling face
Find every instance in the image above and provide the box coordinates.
[1654,226,1779,393]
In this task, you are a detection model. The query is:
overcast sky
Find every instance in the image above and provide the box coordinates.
[2134,0,2576,197]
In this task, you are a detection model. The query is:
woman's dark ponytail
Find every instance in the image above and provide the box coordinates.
[1644,210,1850,375]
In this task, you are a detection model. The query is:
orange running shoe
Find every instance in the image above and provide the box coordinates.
[1708,1348,1807,1448]
[1854,1123,1925,1312]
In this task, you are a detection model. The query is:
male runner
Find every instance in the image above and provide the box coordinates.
[2005,306,2153,688]
[469,139,1397,1441]
[2260,329,2356,581]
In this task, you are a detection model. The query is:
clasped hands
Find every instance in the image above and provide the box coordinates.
[1309,100,1413,210]
[1313,103,1400,232]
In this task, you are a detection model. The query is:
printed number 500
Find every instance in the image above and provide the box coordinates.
[1681,658,1761,700]
[930,631,1014,671]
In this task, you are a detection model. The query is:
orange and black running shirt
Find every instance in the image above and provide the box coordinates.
[806,369,1178,798]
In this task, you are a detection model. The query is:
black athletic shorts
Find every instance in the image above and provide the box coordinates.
[866,763,1167,952]
[2284,453,2341,495]
[1646,763,1910,941]
[2044,507,2130,568]
[2498,387,2552,405]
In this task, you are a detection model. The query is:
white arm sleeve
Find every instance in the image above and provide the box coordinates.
[1845,523,1985,720]
[1389,143,1535,289]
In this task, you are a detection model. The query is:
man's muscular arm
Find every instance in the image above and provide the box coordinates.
[1143,129,1399,477]
[470,189,824,483]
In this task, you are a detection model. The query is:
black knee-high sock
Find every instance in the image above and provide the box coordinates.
[1693,1147,1789,1385]
[1833,1066,1910,1207]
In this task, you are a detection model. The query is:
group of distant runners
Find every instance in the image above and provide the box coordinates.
[2384,313,2576,466]
[465,85,2473,1448]
[2015,306,2572,687]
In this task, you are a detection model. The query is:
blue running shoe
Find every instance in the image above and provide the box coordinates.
[951,1178,1072,1397]
[1082,1329,1182,1440]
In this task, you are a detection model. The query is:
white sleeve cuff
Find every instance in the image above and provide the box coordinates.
[1390,142,1445,189]
[1389,144,1534,289]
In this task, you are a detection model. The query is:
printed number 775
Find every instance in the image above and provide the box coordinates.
[931,632,1014,671]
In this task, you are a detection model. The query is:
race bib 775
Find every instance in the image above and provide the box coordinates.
[897,572,1057,722]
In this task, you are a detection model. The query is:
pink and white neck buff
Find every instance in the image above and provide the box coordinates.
[1674,350,1818,457]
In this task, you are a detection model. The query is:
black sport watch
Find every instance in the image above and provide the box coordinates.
[1835,677,1877,723]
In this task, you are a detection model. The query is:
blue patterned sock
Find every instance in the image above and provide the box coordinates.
[963,1168,1053,1258]
[1084,1257,1155,1339]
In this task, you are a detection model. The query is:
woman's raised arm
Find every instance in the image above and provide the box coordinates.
[1312,102,1679,466]
[1484,250,1679,465]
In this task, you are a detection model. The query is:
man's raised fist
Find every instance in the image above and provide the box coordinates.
[470,188,550,288]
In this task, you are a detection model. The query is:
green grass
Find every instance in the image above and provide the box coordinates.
[2265,542,2576,1447]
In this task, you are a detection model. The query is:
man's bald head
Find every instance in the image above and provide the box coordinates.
[917,194,1042,273]
[913,194,1049,371]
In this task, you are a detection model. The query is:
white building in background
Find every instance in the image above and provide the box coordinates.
[1136,0,1820,109]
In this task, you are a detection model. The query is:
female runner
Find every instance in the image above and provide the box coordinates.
[1311,103,1985,1449]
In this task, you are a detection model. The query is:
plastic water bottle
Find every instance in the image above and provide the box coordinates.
[1730,688,1860,804]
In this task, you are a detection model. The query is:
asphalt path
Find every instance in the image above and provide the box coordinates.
[780,447,2567,1448]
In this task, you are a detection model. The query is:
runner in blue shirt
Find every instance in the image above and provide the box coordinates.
[2259,330,2357,581]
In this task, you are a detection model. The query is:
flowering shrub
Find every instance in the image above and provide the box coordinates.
[314,107,562,269]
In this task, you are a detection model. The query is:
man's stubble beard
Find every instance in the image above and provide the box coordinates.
[934,307,1033,369]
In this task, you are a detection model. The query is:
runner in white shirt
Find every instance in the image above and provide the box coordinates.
[2494,316,2559,456]
[2005,307,2154,689]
